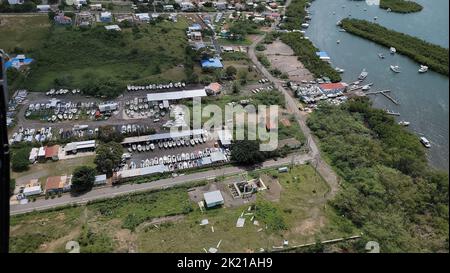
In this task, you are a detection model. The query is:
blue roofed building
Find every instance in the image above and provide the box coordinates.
[5,55,34,70]
[316,51,331,62]
[201,58,223,69]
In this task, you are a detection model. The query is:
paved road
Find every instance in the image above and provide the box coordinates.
[10,153,311,215]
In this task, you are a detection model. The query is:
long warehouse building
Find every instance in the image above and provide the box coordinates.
[121,129,207,145]
[146,89,207,102]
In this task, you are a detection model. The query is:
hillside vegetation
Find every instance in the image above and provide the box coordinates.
[307,98,449,252]
[341,18,449,76]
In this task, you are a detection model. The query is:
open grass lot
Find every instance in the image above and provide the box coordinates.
[0,15,50,52]
[10,165,357,253]
[2,16,190,95]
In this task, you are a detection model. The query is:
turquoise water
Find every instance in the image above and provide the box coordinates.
[305,0,449,171]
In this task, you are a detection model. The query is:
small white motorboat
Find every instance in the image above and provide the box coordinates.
[390,65,401,73]
[420,137,431,148]
[418,65,428,73]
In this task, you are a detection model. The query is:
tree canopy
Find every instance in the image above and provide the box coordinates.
[71,166,96,193]
[231,140,266,165]
[94,142,123,177]
[307,98,449,252]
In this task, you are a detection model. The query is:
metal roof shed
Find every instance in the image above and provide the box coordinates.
[210,151,227,163]
[23,186,42,197]
[201,157,213,166]
[146,89,207,102]
[38,147,46,157]
[94,174,107,185]
[204,190,224,208]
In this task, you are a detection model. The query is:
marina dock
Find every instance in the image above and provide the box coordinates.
[365,90,399,105]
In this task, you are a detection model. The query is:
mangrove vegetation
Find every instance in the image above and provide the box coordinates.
[341,18,449,76]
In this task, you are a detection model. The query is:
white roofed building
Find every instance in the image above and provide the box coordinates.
[203,190,224,208]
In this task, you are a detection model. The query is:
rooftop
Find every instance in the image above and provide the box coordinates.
[203,190,224,205]
[146,89,207,102]
[201,58,223,69]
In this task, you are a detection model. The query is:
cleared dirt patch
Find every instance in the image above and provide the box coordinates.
[263,39,314,82]
[261,174,282,202]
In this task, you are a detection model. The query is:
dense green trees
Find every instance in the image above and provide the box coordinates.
[307,98,449,252]
[228,20,260,40]
[94,142,123,177]
[71,166,96,193]
[380,0,423,13]
[231,140,266,165]
[97,126,124,143]
[0,0,37,13]
[11,147,31,172]
[10,179,16,196]
[281,33,342,82]
[341,18,449,76]
[225,65,237,78]
[281,0,309,30]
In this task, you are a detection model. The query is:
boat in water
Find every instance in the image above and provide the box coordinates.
[390,47,397,54]
[335,67,345,73]
[362,85,371,91]
[418,65,428,73]
[390,65,401,73]
[385,109,400,116]
[420,137,431,148]
[358,69,368,80]
[398,121,410,126]
[378,53,385,59]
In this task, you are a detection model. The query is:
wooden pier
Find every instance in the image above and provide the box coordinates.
[365,90,399,105]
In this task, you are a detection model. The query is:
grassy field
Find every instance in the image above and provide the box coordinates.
[10,165,357,253]
[1,15,191,96]
[0,15,50,52]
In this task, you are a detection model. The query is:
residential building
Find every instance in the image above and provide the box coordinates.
[105,25,121,31]
[45,175,71,194]
[44,145,60,161]
[100,12,112,23]
[180,1,195,11]
[163,4,174,11]
[90,4,102,11]
[201,58,223,69]
[205,82,222,95]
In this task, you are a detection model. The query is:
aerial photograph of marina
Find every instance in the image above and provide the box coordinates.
[0,0,448,256]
